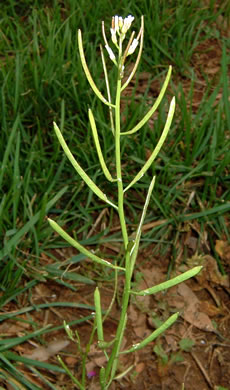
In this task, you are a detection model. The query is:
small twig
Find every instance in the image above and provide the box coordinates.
[35,286,64,320]
[87,208,108,238]
[182,361,191,387]
[212,342,230,347]
[191,351,213,388]
[102,242,121,253]
[205,285,220,307]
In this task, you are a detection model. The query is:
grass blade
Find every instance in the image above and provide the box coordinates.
[0,325,52,353]
[0,186,68,259]
[0,115,20,188]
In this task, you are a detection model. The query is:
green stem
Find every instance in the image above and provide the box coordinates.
[104,252,131,384]
[115,75,128,249]
[105,60,131,385]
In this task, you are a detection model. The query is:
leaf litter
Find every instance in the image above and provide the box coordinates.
[23,339,70,362]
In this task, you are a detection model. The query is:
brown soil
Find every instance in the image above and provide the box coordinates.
[2,236,230,389]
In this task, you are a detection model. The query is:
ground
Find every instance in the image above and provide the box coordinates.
[2,223,230,389]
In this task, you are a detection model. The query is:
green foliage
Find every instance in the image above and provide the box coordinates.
[153,337,194,367]
[179,338,195,352]
[216,387,230,390]
[153,344,169,365]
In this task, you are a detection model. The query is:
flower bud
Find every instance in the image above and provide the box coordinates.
[110,28,117,45]
[127,38,139,55]
[121,15,134,34]
[105,44,116,62]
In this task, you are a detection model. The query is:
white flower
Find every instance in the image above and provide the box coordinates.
[127,38,139,55]
[111,15,135,42]
[105,44,116,62]
[121,15,134,34]
[110,27,117,45]
[118,16,123,29]
[114,15,119,33]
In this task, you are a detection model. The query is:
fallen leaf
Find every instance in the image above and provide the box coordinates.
[168,283,215,332]
[184,235,198,251]
[0,320,30,335]
[23,339,69,361]
[134,266,165,309]
[199,300,221,317]
[165,335,178,351]
[135,362,145,374]
[88,383,101,390]
[187,254,229,287]
[128,304,150,338]
[64,356,78,367]
[88,344,107,368]
[86,361,96,374]
[215,240,230,261]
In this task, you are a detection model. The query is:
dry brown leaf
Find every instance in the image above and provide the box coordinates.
[88,383,101,390]
[85,360,96,374]
[187,254,229,287]
[129,304,138,323]
[93,354,107,367]
[23,339,69,361]
[128,304,150,338]
[24,346,50,361]
[139,266,165,288]
[135,362,145,374]
[215,240,230,261]
[165,335,178,351]
[201,255,229,287]
[199,300,221,317]
[88,344,107,368]
[134,266,165,309]
[177,284,215,332]
[130,266,166,339]
[0,320,30,335]
[184,235,198,251]
[168,283,215,332]
[64,356,78,367]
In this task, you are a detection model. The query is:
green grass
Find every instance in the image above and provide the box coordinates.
[0,0,230,387]
[1,0,229,288]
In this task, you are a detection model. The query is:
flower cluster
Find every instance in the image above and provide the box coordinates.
[110,15,134,44]
[103,15,140,69]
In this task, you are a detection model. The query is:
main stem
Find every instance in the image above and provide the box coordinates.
[115,78,128,249]
[104,61,132,385]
